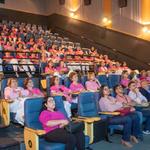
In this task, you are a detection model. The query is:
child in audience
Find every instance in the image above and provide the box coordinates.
[85,72,101,91]
[50,76,72,118]
[99,85,141,147]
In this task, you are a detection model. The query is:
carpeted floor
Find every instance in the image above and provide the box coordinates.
[91,134,150,150]
[0,124,150,150]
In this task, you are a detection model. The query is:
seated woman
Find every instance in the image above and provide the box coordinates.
[50,76,72,118]
[98,61,108,75]
[4,78,28,124]
[56,60,69,75]
[44,60,56,75]
[69,72,85,94]
[24,78,44,97]
[85,72,101,92]
[120,70,130,88]
[39,97,85,150]
[99,85,141,148]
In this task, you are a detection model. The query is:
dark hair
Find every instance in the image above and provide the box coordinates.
[114,84,122,93]
[41,97,57,112]
[100,85,108,97]
[24,77,32,89]
[50,76,59,86]
[128,81,136,88]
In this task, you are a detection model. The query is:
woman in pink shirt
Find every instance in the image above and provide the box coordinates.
[120,70,130,88]
[50,76,72,118]
[24,78,44,97]
[85,72,101,91]
[69,72,85,94]
[98,61,108,75]
[39,97,85,150]
[99,85,141,148]
[45,60,56,75]
[56,60,69,75]
[4,78,28,124]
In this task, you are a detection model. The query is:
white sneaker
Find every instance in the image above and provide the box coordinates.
[143,130,150,135]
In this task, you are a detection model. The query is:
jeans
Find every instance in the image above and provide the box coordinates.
[45,128,85,150]
[108,112,141,141]
[141,109,150,131]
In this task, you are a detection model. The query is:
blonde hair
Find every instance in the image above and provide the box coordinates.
[7,78,17,87]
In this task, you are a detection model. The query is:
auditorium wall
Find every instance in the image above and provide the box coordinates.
[0,0,47,15]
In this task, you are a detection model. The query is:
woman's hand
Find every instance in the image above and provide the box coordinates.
[59,120,69,128]
[130,107,135,112]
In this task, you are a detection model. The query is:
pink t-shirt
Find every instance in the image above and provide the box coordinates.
[50,85,71,94]
[116,95,131,104]
[39,110,66,133]
[85,81,100,91]
[69,83,85,93]
[25,88,43,97]
[120,78,130,87]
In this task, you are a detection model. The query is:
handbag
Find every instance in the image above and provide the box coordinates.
[116,107,131,116]
[65,121,84,133]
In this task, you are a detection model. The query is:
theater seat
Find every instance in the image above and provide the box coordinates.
[24,97,90,150]
[0,77,40,126]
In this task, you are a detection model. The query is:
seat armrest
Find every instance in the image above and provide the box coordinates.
[25,127,45,136]
[0,99,10,126]
[72,116,100,123]
[1,99,14,103]
[41,79,46,89]
[99,112,120,115]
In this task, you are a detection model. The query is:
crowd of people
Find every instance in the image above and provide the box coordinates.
[0,20,150,149]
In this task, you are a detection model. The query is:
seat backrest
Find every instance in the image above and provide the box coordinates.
[78,92,99,117]
[53,96,68,118]
[1,77,40,98]
[81,75,88,87]
[108,75,121,88]
[24,96,68,130]
[64,77,71,88]
[40,62,47,73]
[96,75,108,86]
[24,97,44,129]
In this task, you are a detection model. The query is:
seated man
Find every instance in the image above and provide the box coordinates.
[139,80,150,102]
[128,81,150,134]
[99,85,141,148]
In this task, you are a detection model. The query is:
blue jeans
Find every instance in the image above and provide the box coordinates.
[108,113,141,141]
[140,109,150,131]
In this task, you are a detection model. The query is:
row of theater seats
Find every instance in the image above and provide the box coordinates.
[0,76,122,149]
[24,92,119,150]
[42,74,121,97]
